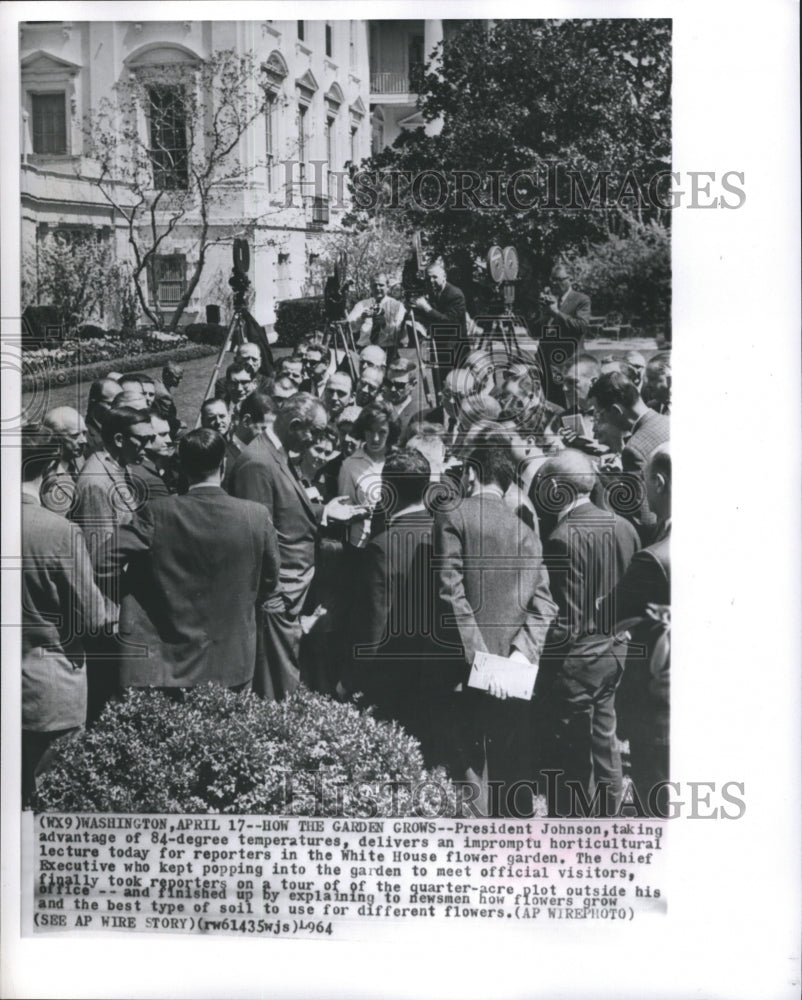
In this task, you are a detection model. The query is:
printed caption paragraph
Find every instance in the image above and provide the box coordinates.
[28,815,666,937]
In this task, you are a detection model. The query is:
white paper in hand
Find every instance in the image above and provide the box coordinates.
[468,651,538,700]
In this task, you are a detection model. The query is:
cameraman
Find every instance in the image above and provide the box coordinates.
[348,273,407,358]
[535,263,591,406]
[413,263,469,394]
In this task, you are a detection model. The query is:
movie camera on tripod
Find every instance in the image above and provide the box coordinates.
[196,238,273,425]
[474,244,532,362]
[322,251,358,382]
[401,232,437,407]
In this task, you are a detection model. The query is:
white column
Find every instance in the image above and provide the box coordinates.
[423,19,443,136]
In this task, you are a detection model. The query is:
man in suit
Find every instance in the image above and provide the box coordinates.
[348,273,408,356]
[84,377,123,455]
[126,408,173,504]
[21,424,106,805]
[535,263,591,406]
[97,429,280,691]
[229,394,365,699]
[71,405,156,720]
[350,451,444,741]
[642,351,672,415]
[414,263,469,392]
[598,443,671,817]
[385,358,426,437]
[434,431,558,814]
[587,371,670,543]
[532,449,640,817]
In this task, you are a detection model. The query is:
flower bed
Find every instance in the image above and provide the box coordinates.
[33,685,457,816]
[21,337,218,392]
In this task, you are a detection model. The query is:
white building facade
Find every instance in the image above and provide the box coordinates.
[20,19,373,331]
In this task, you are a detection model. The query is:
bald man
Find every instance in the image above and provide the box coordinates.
[41,407,87,515]
[533,449,640,817]
[85,378,123,454]
[414,263,469,391]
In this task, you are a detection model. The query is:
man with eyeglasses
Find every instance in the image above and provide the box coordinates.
[216,361,255,418]
[348,273,407,356]
[385,357,425,437]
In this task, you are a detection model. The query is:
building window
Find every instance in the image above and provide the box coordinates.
[325,23,332,57]
[265,93,276,192]
[148,85,188,190]
[150,254,187,307]
[350,125,358,165]
[297,20,304,41]
[31,92,67,154]
[312,195,329,227]
[408,34,424,90]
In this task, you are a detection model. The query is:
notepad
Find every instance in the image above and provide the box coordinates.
[468,651,538,701]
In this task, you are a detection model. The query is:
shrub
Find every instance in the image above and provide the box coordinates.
[22,305,65,345]
[274,296,325,348]
[33,685,457,816]
[20,342,217,392]
[75,323,107,341]
[571,220,671,329]
[184,322,229,347]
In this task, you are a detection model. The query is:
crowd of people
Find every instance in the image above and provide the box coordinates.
[21,261,672,817]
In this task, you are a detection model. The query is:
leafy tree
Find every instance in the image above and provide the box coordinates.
[318,214,414,300]
[350,19,671,310]
[84,49,272,331]
[23,231,113,337]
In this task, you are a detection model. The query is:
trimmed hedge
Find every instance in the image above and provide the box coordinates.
[274,296,325,348]
[33,685,457,816]
[184,322,229,347]
[20,343,218,392]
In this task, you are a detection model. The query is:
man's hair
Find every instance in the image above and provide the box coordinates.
[649,442,671,483]
[101,406,149,449]
[163,360,183,377]
[123,372,155,387]
[465,431,516,492]
[325,371,353,391]
[568,353,601,375]
[276,356,302,374]
[275,392,326,432]
[352,400,401,449]
[88,378,121,408]
[337,404,362,428]
[312,425,340,449]
[586,371,641,410]
[238,391,275,423]
[387,357,416,378]
[21,423,60,482]
[225,360,252,380]
[537,450,597,500]
[381,449,431,513]
[201,396,229,416]
[647,351,672,375]
[43,406,81,436]
[306,344,332,366]
[178,428,226,479]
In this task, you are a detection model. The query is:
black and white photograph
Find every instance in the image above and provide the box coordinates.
[1,2,799,998]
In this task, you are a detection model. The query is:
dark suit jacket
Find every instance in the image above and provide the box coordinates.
[598,532,670,744]
[98,487,280,688]
[542,501,640,664]
[229,434,322,609]
[622,408,670,543]
[127,458,171,507]
[434,493,558,671]
[427,282,469,369]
